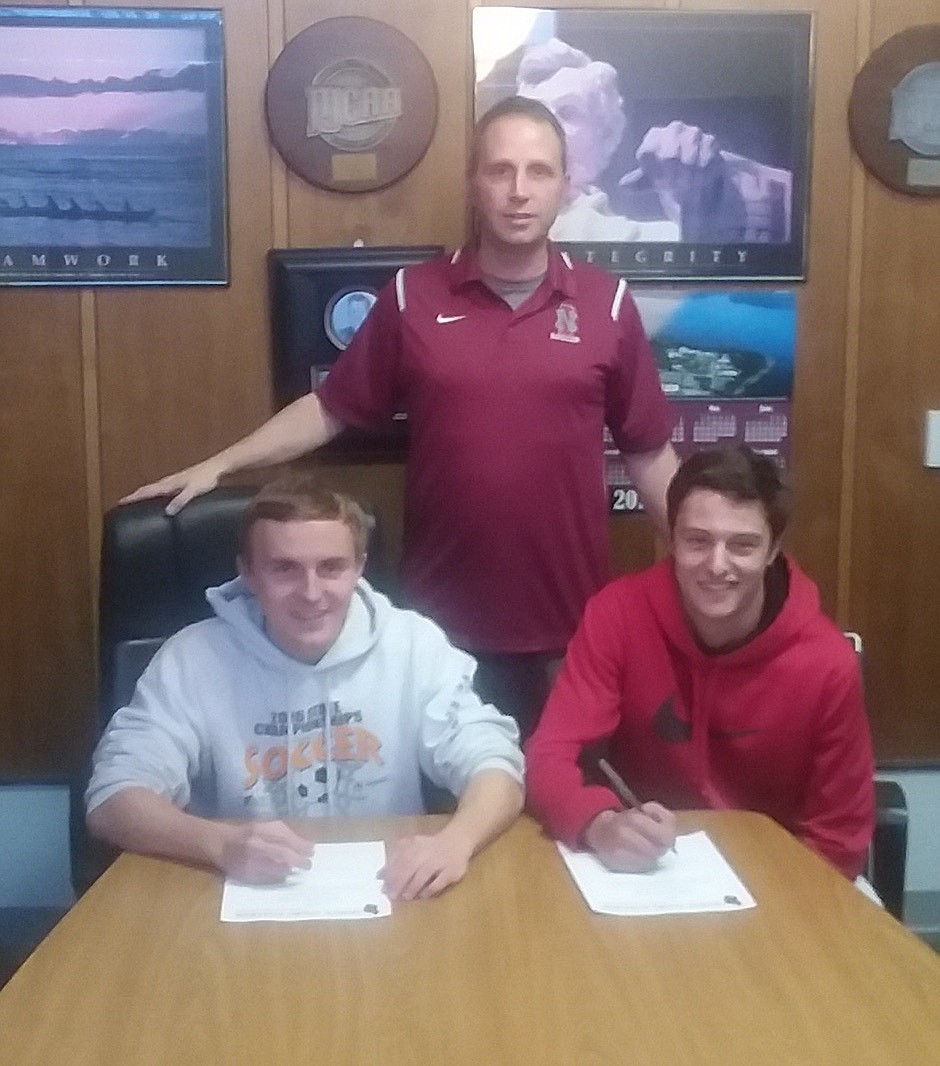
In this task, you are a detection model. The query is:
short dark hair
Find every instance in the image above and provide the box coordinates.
[238,474,374,563]
[468,95,567,175]
[666,446,791,543]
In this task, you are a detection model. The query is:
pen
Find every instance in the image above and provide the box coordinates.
[597,758,677,853]
[598,758,642,808]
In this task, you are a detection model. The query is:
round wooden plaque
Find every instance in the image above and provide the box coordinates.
[265,17,439,193]
[848,24,940,197]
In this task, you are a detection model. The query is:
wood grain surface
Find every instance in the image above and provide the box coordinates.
[2,812,938,1065]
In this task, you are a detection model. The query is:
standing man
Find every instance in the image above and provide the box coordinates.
[125,97,679,739]
[87,476,524,901]
[525,447,875,881]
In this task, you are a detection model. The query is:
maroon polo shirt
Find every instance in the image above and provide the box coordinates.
[317,245,673,653]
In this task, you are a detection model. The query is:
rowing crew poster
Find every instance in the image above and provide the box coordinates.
[0,7,227,286]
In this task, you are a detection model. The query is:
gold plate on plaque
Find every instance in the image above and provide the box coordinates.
[848,24,940,197]
[266,17,438,193]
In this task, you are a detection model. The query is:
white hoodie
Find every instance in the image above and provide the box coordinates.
[86,578,524,820]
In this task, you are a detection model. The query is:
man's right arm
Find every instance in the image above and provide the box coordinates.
[88,788,312,883]
[87,639,314,881]
[526,585,675,869]
[124,271,407,515]
[525,592,632,843]
[583,805,677,872]
[526,604,678,870]
[122,392,344,515]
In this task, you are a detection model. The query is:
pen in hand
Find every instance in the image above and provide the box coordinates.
[597,758,677,854]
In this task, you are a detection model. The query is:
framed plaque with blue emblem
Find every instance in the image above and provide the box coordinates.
[849,24,940,197]
[267,245,442,459]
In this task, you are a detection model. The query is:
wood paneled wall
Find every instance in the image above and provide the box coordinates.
[848,0,940,761]
[1,0,937,773]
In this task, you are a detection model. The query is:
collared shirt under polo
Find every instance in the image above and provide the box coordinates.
[317,245,674,654]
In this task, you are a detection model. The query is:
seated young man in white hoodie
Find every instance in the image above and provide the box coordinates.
[86,476,525,901]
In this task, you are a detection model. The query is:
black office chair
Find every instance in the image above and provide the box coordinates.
[101,488,253,726]
[871,781,907,920]
[844,632,908,921]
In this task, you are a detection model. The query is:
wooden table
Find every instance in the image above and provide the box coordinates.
[2,812,939,1065]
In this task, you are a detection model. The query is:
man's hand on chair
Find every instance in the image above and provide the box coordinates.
[121,457,227,515]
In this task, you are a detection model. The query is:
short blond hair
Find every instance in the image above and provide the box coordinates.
[238,474,374,563]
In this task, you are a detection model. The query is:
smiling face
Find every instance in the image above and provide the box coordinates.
[239,518,365,662]
[671,489,779,649]
[470,112,568,255]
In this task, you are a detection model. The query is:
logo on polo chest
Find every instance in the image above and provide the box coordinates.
[550,302,580,344]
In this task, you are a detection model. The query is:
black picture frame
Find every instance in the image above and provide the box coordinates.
[473,8,813,281]
[0,6,228,287]
[267,245,442,459]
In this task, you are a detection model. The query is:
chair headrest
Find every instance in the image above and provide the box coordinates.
[99,487,256,647]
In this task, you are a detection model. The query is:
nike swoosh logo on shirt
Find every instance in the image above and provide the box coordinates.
[436,314,466,324]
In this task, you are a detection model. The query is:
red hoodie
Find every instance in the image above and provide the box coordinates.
[525,555,875,879]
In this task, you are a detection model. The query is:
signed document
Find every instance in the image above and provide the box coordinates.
[558,830,756,917]
[220,840,391,922]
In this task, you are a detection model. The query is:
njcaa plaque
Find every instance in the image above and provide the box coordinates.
[265,17,438,193]
[849,24,940,197]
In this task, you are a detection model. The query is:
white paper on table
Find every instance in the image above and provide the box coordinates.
[220,840,391,922]
[558,830,755,916]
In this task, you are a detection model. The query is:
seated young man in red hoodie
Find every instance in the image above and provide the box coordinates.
[525,445,874,880]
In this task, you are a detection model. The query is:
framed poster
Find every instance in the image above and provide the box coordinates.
[268,245,442,459]
[473,8,813,281]
[0,6,227,286]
